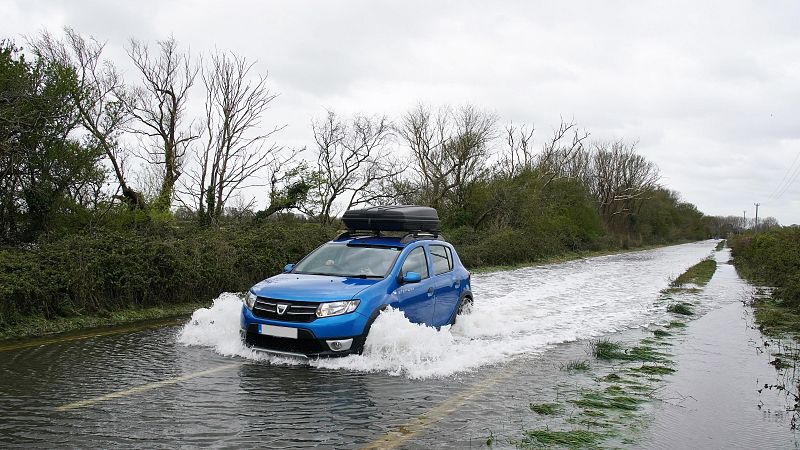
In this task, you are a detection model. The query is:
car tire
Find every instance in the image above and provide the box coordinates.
[449,295,473,325]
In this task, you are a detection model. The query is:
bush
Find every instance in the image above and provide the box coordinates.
[0,222,335,327]
[730,227,800,309]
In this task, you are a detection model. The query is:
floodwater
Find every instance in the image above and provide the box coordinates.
[0,241,796,448]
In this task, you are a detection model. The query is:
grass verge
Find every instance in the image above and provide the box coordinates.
[669,258,717,288]
[0,300,208,342]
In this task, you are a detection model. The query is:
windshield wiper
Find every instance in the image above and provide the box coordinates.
[294,271,382,279]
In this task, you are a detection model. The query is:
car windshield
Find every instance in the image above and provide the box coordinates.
[292,243,402,278]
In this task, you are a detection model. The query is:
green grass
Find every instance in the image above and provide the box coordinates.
[715,240,726,251]
[661,287,701,295]
[572,392,643,411]
[670,258,717,288]
[521,429,603,448]
[666,320,686,328]
[626,345,667,362]
[589,340,665,362]
[562,360,591,372]
[769,357,795,370]
[590,338,625,360]
[752,298,800,338]
[0,301,207,341]
[667,303,694,316]
[632,365,676,375]
[582,409,607,418]
[653,329,671,338]
[530,402,563,415]
[602,373,622,382]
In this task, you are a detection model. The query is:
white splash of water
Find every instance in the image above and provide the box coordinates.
[178,240,721,379]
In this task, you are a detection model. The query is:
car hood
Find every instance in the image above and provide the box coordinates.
[250,273,380,302]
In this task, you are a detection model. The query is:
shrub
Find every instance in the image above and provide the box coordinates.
[0,222,335,327]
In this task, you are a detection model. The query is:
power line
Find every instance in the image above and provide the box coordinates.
[772,150,800,200]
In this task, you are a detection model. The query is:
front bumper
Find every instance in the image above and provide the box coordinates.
[241,325,359,358]
[240,305,368,357]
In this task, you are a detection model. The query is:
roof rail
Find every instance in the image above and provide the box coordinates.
[335,230,381,240]
[400,231,445,244]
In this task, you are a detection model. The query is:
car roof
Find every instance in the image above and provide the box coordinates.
[332,235,447,248]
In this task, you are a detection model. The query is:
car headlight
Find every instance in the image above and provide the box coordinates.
[316,300,360,318]
[246,291,257,309]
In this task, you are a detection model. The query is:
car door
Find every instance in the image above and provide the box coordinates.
[430,244,460,326]
[389,246,435,325]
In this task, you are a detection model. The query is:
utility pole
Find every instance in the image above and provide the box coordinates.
[743,210,747,229]
[754,203,760,229]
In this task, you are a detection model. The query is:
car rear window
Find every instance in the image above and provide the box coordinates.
[430,244,452,275]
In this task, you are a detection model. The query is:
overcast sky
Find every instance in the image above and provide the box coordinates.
[4,1,800,223]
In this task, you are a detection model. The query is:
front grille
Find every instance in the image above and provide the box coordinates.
[252,297,319,322]
[245,325,324,354]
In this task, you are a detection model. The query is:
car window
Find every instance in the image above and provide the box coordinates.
[401,247,429,279]
[430,244,452,275]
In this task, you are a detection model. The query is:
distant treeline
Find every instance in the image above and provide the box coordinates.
[0,29,752,329]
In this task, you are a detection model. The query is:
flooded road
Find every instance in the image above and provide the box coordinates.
[1,240,796,448]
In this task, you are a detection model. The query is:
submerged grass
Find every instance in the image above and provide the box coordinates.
[667,303,694,316]
[571,391,643,411]
[529,402,562,415]
[715,240,726,251]
[520,429,603,448]
[562,360,591,372]
[589,339,666,362]
[632,365,676,376]
[653,329,671,338]
[590,338,624,360]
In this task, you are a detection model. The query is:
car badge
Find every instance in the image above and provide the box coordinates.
[277,304,288,315]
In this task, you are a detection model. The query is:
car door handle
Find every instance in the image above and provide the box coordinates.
[427,287,434,297]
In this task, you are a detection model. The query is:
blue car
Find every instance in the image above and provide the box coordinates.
[240,206,472,357]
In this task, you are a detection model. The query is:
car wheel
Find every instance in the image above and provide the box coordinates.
[449,296,473,325]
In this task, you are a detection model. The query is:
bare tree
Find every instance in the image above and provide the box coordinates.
[126,36,198,211]
[398,104,497,210]
[583,140,660,230]
[499,121,535,176]
[301,111,397,224]
[29,28,145,208]
[180,50,281,222]
[534,119,590,184]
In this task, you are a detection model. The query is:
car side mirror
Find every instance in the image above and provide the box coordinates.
[284,263,295,273]
[402,271,422,283]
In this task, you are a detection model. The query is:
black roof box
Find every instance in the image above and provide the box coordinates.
[342,205,439,232]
